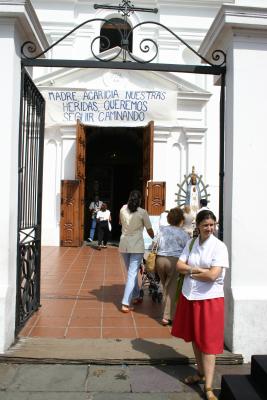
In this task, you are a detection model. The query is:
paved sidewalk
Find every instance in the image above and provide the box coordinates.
[1,246,249,398]
[0,362,250,399]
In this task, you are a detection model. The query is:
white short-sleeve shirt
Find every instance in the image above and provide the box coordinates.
[96,209,110,221]
[179,235,229,300]
[119,206,152,253]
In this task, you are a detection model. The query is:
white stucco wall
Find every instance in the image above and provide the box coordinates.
[0,0,48,353]
[0,18,21,354]
[200,4,267,361]
[228,34,267,360]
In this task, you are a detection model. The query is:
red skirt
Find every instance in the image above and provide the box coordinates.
[171,293,224,354]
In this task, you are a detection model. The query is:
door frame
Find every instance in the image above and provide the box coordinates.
[64,121,154,244]
[18,14,226,334]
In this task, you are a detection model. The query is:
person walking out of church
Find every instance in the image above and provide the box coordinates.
[171,210,229,400]
[119,190,154,313]
[88,195,103,242]
[96,202,111,249]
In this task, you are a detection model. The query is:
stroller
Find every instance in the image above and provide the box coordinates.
[139,258,163,303]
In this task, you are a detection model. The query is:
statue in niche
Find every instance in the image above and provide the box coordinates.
[176,166,210,216]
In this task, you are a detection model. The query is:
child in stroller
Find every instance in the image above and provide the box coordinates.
[139,258,163,303]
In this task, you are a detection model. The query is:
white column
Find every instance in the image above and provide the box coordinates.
[0,2,48,352]
[199,5,267,361]
[41,126,76,246]
[184,128,205,175]
[60,127,76,180]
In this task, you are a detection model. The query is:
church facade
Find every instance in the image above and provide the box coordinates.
[1,0,267,362]
[31,0,222,247]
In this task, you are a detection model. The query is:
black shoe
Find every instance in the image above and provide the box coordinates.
[88,238,93,242]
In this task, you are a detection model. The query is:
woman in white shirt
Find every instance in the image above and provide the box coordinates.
[155,207,189,326]
[171,210,229,400]
[119,190,154,313]
[96,203,111,249]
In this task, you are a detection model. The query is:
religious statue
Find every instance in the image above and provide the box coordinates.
[185,168,201,215]
[176,166,210,215]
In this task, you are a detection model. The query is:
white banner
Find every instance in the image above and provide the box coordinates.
[42,89,177,127]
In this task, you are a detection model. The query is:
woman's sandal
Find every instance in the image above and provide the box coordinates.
[204,387,218,400]
[121,305,134,313]
[161,318,172,326]
[184,373,205,385]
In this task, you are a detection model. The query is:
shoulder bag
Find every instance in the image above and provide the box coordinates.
[146,240,159,273]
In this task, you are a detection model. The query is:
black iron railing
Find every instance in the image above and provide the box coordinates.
[16,69,45,333]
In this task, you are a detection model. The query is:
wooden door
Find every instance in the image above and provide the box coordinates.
[60,180,81,246]
[75,120,86,244]
[147,181,166,215]
[143,121,154,209]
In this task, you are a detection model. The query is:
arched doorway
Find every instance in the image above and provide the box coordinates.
[60,121,154,247]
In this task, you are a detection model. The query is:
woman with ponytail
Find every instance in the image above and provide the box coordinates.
[119,190,154,313]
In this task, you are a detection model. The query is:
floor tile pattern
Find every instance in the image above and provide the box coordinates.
[19,245,171,339]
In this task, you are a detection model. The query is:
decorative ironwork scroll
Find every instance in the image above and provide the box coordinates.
[21,0,226,67]
[94,0,158,16]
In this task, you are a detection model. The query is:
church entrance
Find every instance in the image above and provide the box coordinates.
[60,121,154,247]
[17,9,226,336]
[84,126,144,242]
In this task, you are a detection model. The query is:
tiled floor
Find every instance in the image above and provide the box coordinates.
[19,245,172,339]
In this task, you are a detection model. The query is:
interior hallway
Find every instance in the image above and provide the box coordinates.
[19,245,171,339]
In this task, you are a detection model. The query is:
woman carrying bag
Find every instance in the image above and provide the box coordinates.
[171,210,229,400]
[155,207,189,326]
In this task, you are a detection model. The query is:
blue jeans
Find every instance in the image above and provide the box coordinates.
[121,253,143,306]
[89,217,97,240]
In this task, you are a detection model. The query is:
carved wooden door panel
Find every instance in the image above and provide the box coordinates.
[143,121,154,209]
[60,180,81,246]
[147,181,166,215]
[75,120,86,244]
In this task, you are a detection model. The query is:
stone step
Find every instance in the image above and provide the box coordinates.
[220,375,265,400]
[1,337,244,365]
[251,355,267,396]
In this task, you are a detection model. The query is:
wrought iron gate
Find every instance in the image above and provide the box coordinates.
[16,68,45,333]
[17,0,226,333]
